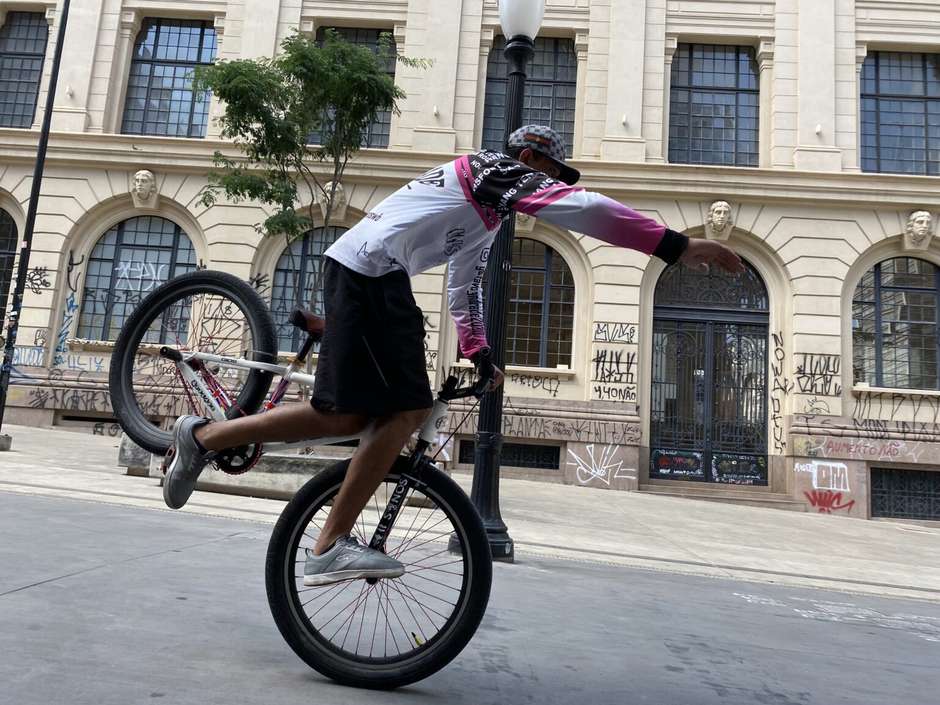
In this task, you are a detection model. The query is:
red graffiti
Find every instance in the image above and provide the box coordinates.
[804,490,856,514]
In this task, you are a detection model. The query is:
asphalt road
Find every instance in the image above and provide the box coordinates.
[2,491,938,705]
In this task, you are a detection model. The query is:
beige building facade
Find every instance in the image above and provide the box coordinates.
[3,0,940,520]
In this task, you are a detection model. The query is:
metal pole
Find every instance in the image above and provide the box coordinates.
[0,0,72,434]
[470,35,534,563]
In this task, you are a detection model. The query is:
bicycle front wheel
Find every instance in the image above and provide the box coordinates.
[109,270,278,454]
[266,457,492,689]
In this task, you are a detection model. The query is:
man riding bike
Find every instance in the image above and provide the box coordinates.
[162,124,744,586]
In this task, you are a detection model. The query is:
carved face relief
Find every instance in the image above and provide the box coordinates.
[708,200,732,232]
[907,210,932,244]
[323,182,346,207]
[133,170,156,201]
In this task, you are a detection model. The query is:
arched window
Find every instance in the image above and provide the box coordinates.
[121,18,217,138]
[502,238,575,368]
[76,216,197,341]
[0,209,17,326]
[853,257,939,390]
[271,226,346,351]
[0,12,48,128]
[650,260,769,485]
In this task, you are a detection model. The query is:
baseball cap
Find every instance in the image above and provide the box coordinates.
[506,125,580,185]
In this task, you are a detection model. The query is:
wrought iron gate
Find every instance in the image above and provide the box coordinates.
[871,468,940,520]
[649,262,769,485]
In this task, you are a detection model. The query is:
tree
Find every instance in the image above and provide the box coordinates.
[196,29,427,241]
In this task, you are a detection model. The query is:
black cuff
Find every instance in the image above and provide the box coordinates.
[652,228,689,265]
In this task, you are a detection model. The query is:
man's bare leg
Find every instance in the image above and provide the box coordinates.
[194,401,369,451]
[314,407,431,555]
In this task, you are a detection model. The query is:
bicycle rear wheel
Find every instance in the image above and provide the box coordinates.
[109,270,278,454]
[266,457,492,689]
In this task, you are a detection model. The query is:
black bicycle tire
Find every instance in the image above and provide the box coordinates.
[265,458,493,689]
[108,270,278,454]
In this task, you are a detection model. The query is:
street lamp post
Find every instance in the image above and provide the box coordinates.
[471,0,545,562]
[0,0,72,442]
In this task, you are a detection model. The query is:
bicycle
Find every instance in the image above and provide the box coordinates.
[107,269,494,689]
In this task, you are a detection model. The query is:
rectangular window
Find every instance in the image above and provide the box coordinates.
[309,28,395,149]
[861,52,940,175]
[458,440,560,470]
[668,44,759,167]
[0,12,48,128]
[121,18,217,138]
[482,36,577,155]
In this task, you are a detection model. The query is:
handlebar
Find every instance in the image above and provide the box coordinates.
[438,349,495,401]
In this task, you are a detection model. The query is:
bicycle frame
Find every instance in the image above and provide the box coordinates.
[170,348,455,455]
[162,338,483,551]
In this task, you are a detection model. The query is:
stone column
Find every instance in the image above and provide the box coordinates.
[600,0,647,162]
[757,39,775,169]
[406,0,463,153]
[470,27,495,150]
[102,10,141,133]
[793,0,842,171]
[49,0,103,132]
[572,32,589,159]
[659,35,678,164]
[848,43,868,172]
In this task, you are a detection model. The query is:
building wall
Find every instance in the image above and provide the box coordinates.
[4,0,940,519]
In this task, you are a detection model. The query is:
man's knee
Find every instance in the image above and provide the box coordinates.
[326,412,370,436]
[389,407,432,430]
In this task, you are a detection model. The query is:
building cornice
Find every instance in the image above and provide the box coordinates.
[1,130,939,210]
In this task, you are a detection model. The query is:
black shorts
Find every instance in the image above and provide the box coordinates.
[312,258,433,417]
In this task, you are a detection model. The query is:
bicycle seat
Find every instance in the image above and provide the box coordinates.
[289,309,325,342]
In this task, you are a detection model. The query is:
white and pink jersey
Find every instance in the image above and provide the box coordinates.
[325,150,688,359]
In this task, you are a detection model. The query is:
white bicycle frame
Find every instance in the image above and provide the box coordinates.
[174,349,452,453]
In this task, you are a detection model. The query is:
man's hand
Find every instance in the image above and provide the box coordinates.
[472,348,505,392]
[678,238,745,274]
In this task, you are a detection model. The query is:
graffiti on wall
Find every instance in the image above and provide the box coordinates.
[770,331,791,453]
[593,322,637,345]
[54,251,84,366]
[794,460,850,491]
[794,353,842,396]
[591,345,637,403]
[567,443,633,486]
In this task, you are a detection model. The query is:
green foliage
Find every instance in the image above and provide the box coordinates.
[196,29,427,241]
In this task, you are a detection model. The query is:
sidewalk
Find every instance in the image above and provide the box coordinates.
[4,424,940,601]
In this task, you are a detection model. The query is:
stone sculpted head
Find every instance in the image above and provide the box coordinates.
[907,210,932,244]
[133,170,156,201]
[708,200,732,233]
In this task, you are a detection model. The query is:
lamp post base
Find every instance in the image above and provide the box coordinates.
[484,528,515,562]
[448,529,514,563]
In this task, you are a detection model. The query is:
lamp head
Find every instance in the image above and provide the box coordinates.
[498,0,545,40]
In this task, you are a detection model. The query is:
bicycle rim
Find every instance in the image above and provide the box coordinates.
[282,473,475,665]
[124,285,268,422]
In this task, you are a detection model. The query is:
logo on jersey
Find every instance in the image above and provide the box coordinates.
[444,228,465,257]
[417,167,445,189]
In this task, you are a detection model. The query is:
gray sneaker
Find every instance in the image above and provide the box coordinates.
[162,415,216,510]
[304,536,405,586]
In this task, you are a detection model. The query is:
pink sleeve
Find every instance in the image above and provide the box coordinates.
[447,241,490,360]
[517,187,667,256]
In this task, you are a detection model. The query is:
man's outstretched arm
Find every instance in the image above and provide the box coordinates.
[461,154,743,272]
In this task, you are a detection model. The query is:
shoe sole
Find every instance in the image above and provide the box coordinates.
[303,568,405,587]
[163,416,199,510]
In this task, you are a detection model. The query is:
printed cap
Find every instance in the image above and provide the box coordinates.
[507,125,580,185]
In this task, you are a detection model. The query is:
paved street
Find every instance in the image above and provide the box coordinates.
[2,490,940,705]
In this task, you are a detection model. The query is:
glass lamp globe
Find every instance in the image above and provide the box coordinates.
[498,0,545,40]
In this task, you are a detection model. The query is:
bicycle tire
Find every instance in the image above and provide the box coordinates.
[109,270,278,454]
[265,457,492,689]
